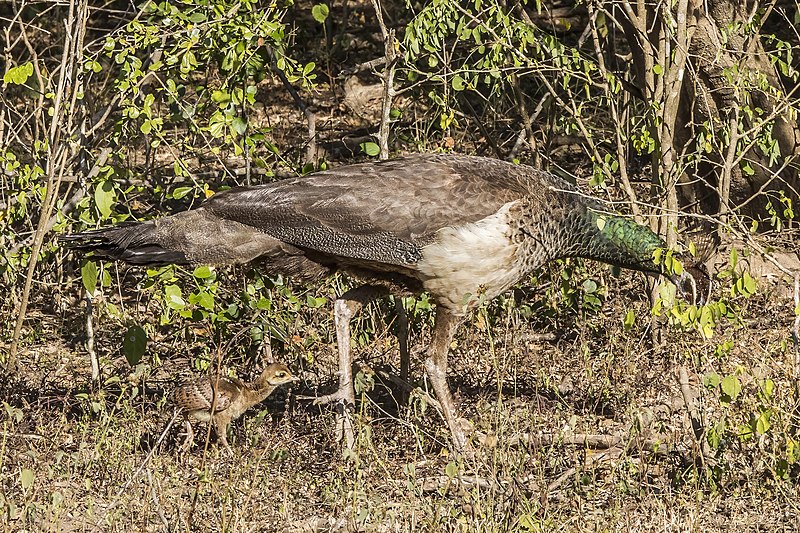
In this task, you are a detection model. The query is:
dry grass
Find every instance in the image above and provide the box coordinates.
[2,271,800,532]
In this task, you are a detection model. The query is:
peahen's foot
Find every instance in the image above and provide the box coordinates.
[178,420,194,452]
[301,387,356,450]
[310,388,353,406]
[334,401,355,451]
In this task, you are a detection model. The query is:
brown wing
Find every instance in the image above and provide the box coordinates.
[174,377,244,413]
[203,154,533,267]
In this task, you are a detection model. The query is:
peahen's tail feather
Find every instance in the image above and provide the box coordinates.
[60,208,304,269]
[60,222,190,266]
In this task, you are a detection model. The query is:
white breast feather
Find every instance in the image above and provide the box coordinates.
[418,202,521,313]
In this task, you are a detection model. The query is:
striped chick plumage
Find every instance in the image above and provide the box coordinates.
[174,363,298,452]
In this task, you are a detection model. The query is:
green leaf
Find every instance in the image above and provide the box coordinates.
[361,142,380,156]
[652,64,663,75]
[445,461,459,478]
[232,116,247,135]
[743,272,757,295]
[306,295,327,308]
[81,260,98,295]
[198,292,214,310]
[122,326,147,366]
[761,378,775,398]
[180,50,197,75]
[20,469,34,491]
[720,374,741,402]
[3,62,34,85]
[164,284,186,310]
[703,372,720,389]
[755,410,771,434]
[172,186,192,200]
[193,265,213,279]
[311,4,329,23]
[190,290,215,310]
[211,89,230,104]
[623,309,635,331]
[451,74,465,91]
[94,180,115,219]
[208,111,227,138]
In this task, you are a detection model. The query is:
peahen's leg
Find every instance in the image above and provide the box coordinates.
[314,285,388,449]
[179,418,194,451]
[423,306,467,452]
[214,416,233,455]
[395,297,410,405]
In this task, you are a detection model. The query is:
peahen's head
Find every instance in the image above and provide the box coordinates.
[579,209,713,304]
[665,231,716,305]
[669,259,712,305]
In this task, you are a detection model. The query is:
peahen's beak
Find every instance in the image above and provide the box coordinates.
[669,264,711,305]
[670,270,696,304]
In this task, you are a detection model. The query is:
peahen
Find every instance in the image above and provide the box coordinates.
[62,153,698,451]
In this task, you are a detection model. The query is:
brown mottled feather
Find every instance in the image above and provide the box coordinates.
[173,377,240,413]
[61,154,561,273]
[202,154,535,265]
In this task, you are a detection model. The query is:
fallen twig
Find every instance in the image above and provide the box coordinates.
[506,431,673,455]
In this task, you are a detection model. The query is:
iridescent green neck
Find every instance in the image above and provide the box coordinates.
[579,209,665,274]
